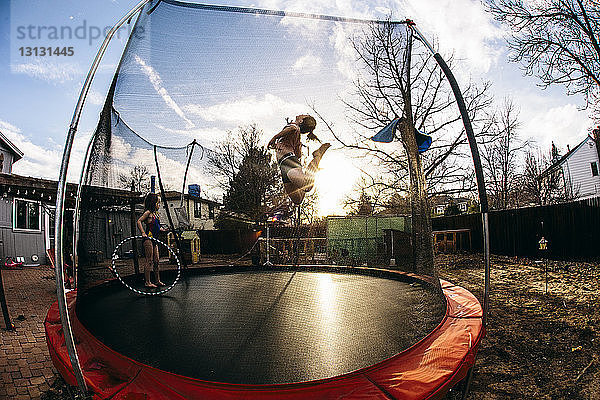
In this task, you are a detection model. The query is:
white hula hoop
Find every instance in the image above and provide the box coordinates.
[111,235,181,296]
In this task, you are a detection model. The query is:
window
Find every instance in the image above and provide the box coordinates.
[14,199,40,231]
[591,162,599,177]
[208,204,215,219]
[194,201,202,218]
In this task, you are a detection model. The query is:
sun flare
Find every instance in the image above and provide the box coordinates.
[313,151,359,217]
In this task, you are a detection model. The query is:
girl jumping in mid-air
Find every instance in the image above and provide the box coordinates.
[137,193,165,288]
[268,114,331,205]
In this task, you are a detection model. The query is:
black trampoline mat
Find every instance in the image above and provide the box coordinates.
[76,269,445,384]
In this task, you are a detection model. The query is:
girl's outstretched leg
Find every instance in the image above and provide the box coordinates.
[304,143,331,192]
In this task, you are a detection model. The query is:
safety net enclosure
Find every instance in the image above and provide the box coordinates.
[46,1,486,399]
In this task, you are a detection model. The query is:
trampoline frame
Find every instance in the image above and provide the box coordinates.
[54,1,491,396]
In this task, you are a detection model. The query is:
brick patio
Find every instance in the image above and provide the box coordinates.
[0,265,59,400]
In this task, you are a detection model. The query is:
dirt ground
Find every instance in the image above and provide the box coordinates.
[439,254,600,400]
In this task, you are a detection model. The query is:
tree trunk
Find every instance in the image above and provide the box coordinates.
[400,29,435,276]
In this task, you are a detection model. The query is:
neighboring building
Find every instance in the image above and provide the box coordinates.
[0,134,140,265]
[161,190,221,230]
[540,131,600,200]
[430,195,474,216]
[0,173,56,264]
[0,173,139,265]
[0,130,24,174]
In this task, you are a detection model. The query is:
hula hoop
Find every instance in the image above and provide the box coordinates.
[111,235,181,296]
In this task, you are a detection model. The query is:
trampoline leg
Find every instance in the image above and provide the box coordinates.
[0,268,15,331]
[460,367,475,400]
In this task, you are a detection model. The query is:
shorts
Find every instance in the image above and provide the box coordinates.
[278,153,301,184]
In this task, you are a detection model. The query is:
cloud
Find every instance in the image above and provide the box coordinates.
[292,54,323,74]
[87,90,105,105]
[11,59,83,83]
[153,124,229,148]
[105,135,220,196]
[523,103,593,152]
[183,94,306,126]
[133,55,195,129]
[0,120,91,182]
[396,0,504,74]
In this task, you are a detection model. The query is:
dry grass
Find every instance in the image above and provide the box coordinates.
[439,254,600,400]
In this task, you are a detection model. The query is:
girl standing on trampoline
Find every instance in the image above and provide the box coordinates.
[137,193,165,288]
[268,114,331,205]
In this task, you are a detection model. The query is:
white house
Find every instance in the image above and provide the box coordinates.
[161,190,221,230]
[541,132,600,200]
[0,130,23,174]
[430,195,474,216]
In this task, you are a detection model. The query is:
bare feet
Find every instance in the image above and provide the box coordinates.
[312,143,332,158]
[145,282,157,288]
[156,281,166,287]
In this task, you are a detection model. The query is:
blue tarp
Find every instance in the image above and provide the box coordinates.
[371,118,432,153]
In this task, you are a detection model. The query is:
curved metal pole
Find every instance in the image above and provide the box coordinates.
[408,22,491,328]
[54,0,152,394]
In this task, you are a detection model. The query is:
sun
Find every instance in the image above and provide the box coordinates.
[313,151,359,217]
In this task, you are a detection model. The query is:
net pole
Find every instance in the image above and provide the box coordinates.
[71,132,95,290]
[130,183,140,276]
[54,0,152,394]
[0,268,15,331]
[153,146,188,272]
[181,141,196,207]
[408,22,490,328]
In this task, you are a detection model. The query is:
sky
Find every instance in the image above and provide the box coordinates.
[0,0,596,214]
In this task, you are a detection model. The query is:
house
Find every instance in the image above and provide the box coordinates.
[430,195,474,216]
[0,132,142,265]
[161,190,220,230]
[540,130,600,200]
[0,172,140,265]
[0,130,24,174]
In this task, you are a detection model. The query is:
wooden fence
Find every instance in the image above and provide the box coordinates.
[432,197,600,259]
[198,230,261,254]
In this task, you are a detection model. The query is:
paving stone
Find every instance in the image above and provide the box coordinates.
[0,266,60,399]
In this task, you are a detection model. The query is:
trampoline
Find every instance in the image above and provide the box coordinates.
[48,1,491,398]
[46,265,483,399]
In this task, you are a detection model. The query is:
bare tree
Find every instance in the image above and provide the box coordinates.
[488,0,600,109]
[118,164,150,193]
[343,174,393,215]
[316,22,496,272]
[521,147,577,205]
[208,124,264,189]
[321,26,495,199]
[481,99,529,209]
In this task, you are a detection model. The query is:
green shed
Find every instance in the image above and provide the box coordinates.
[326,215,410,266]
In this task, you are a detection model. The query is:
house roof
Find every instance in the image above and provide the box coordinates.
[0,173,142,206]
[429,195,472,207]
[0,130,24,161]
[540,135,593,178]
